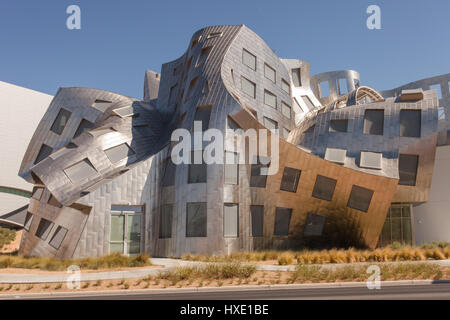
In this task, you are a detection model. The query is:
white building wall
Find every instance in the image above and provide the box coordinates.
[414,145,450,244]
[0,81,53,214]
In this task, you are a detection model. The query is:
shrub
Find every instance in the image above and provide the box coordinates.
[0,227,16,249]
[278,254,293,265]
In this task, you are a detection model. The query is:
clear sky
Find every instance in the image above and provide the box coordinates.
[1,0,449,98]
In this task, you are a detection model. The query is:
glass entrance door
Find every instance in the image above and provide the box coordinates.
[109,205,143,255]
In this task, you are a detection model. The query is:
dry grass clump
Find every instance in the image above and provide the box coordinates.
[278,253,294,265]
[0,227,16,249]
[0,253,151,271]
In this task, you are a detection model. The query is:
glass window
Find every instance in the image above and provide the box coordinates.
[281,79,290,94]
[92,99,112,112]
[186,202,207,237]
[109,206,142,254]
[281,102,291,119]
[337,78,348,95]
[400,110,421,137]
[34,144,53,165]
[159,204,173,239]
[274,208,292,236]
[329,119,348,133]
[429,84,443,100]
[188,150,207,183]
[280,167,301,193]
[224,152,239,185]
[363,109,384,135]
[207,32,222,39]
[347,185,374,212]
[303,213,326,236]
[360,151,382,170]
[301,96,315,110]
[223,204,239,237]
[113,106,137,118]
[250,205,264,237]
[74,119,94,138]
[104,143,135,164]
[264,90,277,108]
[250,156,270,188]
[263,117,278,133]
[398,154,419,186]
[291,69,301,87]
[264,63,276,83]
[241,76,256,98]
[49,226,68,250]
[50,108,72,135]
[35,218,54,241]
[320,81,329,98]
[64,158,97,183]
[242,49,256,71]
[312,175,337,201]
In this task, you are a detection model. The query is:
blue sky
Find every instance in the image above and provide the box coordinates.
[0,0,449,98]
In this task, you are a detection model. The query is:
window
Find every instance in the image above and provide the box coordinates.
[64,158,97,183]
[193,105,212,131]
[161,158,176,187]
[347,185,374,212]
[50,108,72,135]
[186,202,207,237]
[224,152,239,185]
[104,143,135,164]
[242,49,256,71]
[360,151,382,170]
[281,79,290,94]
[282,128,291,139]
[35,218,54,241]
[379,204,412,246]
[49,226,68,249]
[186,76,199,100]
[280,167,301,193]
[293,98,304,113]
[223,204,239,237]
[24,212,33,232]
[207,31,222,39]
[429,84,443,100]
[74,119,94,138]
[263,117,278,132]
[324,148,346,164]
[264,90,277,108]
[301,96,315,110]
[312,175,337,201]
[363,109,384,135]
[241,76,256,98]
[303,213,326,236]
[196,46,213,67]
[109,205,143,255]
[264,63,276,83]
[113,106,137,118]
[92,99,112,112]
[250,205,264,237]
[281,102,291,119]
[188,150,207,183]
[168,84,178,105]
[274,208,292,236]
[320,81,330,98]
[337,78,348,95]
[400,110,421,138]
[34,144,53,164]
[329,119,348,133]
[159,204,173,239]
[398,154,419,186]
[291,69,301,87]
[250,156,270,188]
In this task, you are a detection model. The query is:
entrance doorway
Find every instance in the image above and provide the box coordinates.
[109,205,143,255]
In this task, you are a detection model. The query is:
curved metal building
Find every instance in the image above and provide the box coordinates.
[15,25,450,258]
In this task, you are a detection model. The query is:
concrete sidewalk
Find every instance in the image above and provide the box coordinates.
[0,258,449,284]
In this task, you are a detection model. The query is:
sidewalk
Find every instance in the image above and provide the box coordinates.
[0,258,449,284]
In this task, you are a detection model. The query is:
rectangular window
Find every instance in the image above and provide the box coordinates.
[35,218,54,241]
[281,102,291,119]
[104,143,135,164]
[113,106,137,118]
[250,156,270,188]
[303,213,326,236]
[337,78,348,95]
[207,32,222,39]
[264,90,277,108]
[50,108,72,135]
[293,98,304,113]
[264,63,276,83]
[280,167,301,193]
[281,79,290,94]
[223,204,239,237]
[301,96,315,110]
[188,150,207,183]
[159,204,173,239]
[34,144,53,165]
[274,208,292,236]
[263,117,278,132]
[242,49,256,71]
[329,119,348,133]
[250,205,264,237]
[161,158,176,187]
[74,119,94,138]
[291,69,301,87]
[400,110,421,138]
[320,81,330,98]
[347,185,374,212]
[64,158,97,183]
[186,202,207,237]
[193,105,212,131]
[398,154,419,186]
[363,109,384,135]
[429,84,443,100]
[241,76,256,98]
[312,175,337,201]
[49,226,68,250]
[92,99,112,112]
[360,151,382,170]
[224,152,239,185]
[324,148,346,164]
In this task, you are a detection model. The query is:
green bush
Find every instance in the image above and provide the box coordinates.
[0,227,16,249]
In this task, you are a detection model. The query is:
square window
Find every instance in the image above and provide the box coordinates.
[49,226,68,250]
[186,202,207,237]
[188,150,207,183]
[280,167,301,193]
[50,108,72,135]
[159,204,173,239]
[250,156,270,188]
[35,218,54,241]
[264,63,276,83]
[242,49,256,71]
[274,208,292,236]
[329,119,348,133]
[291,69,301,87]
[250,205,264,237]
[281,79,290,94]
[223,203,239,237]
[363,109,384,135]
[360,151,382,170]
[347,185,374,212]
[74,119,94,138]
[312,175,337,201]
[92,99,112,112]
[224,152,239,185]
[400,110,421,138]
[263,117,278,132]
[303,213,326,236]
[264,90,277,108]
[241,76,256,98]
[281,102,291,119]
[64,158,97,183]
[398,154,419,186]
[34,144,53,165]
[104,143,135,164]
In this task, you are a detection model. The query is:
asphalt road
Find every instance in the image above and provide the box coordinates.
[3,282,450,300]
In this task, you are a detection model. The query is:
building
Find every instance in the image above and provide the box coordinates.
[2,25,448,258]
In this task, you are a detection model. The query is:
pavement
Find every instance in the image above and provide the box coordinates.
[0,258,449,284]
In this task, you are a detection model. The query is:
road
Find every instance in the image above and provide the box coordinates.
[2,282,450,300]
